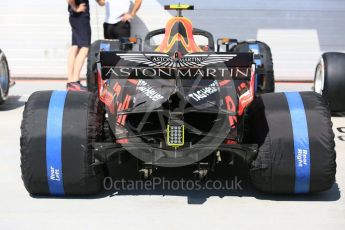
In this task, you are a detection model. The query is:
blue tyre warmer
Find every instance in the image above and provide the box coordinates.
[246,92,336,194]
[21,91,104,196]
[46,91,67,195]
[285,92,311,193]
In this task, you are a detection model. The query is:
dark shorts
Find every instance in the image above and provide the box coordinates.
[103,21,131,40]
[69,15,91,48]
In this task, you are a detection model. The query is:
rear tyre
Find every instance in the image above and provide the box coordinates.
[0,49,10,104]
[87,40,121,93]
[231,41,275,94]
[245,92,336,194]
[21,91,105,196]
[314,52,345,114]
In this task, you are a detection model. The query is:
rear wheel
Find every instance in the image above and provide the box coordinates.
[0,49,10,104]
[87,40,121,93]
[231,41,275,94]
[245,92,336,194]
[21,91,105,196]
[314,52,345,114]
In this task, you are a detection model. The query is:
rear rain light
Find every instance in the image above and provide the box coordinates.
[167,124,184,148]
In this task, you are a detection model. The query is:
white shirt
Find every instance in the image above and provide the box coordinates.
[105,0,132,24]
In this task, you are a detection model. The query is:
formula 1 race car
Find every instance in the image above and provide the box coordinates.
[21,4,336,196]
[0,49,10,105]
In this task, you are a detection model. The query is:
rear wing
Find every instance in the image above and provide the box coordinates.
[99,52,254,80]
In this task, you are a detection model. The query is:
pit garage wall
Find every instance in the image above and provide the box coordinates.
[0,0,344,81]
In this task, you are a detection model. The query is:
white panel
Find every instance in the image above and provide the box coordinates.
[257,29,321,81]
[0,0,345,80]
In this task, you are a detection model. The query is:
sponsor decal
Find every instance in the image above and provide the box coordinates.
[101,52,252,79]
[136,80,164,102]
[117,53,237,68]
[104,66,250,79]
[188,80,218,102]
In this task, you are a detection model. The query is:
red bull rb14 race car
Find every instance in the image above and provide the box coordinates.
[21,5,336,196]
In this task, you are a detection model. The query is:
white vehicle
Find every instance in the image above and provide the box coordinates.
[0,49,10,105]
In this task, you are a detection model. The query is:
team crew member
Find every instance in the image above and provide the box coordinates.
[67,0,91,91]
[96,0,142,40]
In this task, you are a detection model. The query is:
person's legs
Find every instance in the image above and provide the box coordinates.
[115,22,132,50]
[67,45,80,83]
[104,22,131,40]
[67,15,91,91]
[111,22,120,39]
[104,23,113,39]
[116,21,131,38]
[72,46,89,82]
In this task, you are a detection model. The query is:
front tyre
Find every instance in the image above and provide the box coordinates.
[0,49,10,105]
[314,52,345,114]
[21,91,105,196]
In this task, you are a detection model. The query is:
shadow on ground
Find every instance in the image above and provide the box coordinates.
[0,96,25,111]
[33,159,341,204]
